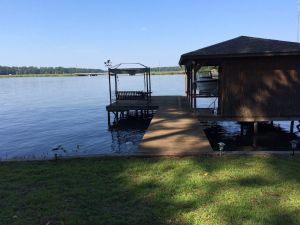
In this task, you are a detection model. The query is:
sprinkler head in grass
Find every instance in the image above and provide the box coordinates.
[290,140,298,156]
[218,142,226,156]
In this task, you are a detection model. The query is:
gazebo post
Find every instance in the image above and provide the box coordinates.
[108,69,112,104]
[148,68,152,102]
[114,73,118,102]
[145,71,149,113]
[146,71,149,100]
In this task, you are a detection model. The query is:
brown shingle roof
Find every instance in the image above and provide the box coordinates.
[179,36,300,65]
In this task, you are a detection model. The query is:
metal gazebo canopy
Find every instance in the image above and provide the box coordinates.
[109,63,150,75]
[108,63,152,104]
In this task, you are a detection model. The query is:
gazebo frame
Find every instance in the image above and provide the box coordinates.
[108,63,152,105]
[106,63,153,127]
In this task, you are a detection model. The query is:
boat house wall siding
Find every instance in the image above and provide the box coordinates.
[220,56,300,120]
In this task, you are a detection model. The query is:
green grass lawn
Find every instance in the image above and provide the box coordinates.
[1,156,300,225]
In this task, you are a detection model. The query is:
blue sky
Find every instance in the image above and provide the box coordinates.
[0,0,299,69]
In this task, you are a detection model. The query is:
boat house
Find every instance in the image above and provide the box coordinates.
[179,36,300,122]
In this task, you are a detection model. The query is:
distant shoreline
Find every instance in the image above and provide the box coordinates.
[0,71,185,78]
[151,71,185,75]
[0,74,78,78]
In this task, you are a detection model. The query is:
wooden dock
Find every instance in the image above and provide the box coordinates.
[106,99,158,112]
[138,96,213,156]
[106,98,158,126]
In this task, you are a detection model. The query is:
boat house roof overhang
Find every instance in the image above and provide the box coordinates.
[179,36,300,66]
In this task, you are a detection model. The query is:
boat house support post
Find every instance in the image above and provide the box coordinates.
[290,120,295,134]
[193,67,197,108]
[190,66,193,108]
[186,65,191,108]
[253,122,258,148]
[240,123,244,136]
[186,67,189,104]
[186,66,190,104]
[253,122,258,134]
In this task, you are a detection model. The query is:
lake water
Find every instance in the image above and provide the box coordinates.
[0,75,299,160]
[0,75,185,160]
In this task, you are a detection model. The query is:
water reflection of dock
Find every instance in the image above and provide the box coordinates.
[138,96,213,156]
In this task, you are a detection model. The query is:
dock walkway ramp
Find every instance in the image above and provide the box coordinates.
[138,96,213,156]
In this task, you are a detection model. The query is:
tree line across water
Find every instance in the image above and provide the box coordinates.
[0,65,216,77]
[0,66,104,75]
[151,66,183,72]
[0,65,186,76]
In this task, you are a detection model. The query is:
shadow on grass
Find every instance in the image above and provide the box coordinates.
[189,156,300,225]
[1,156,300,225]
[236,175,272,187]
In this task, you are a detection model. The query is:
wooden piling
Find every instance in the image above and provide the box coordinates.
[253,122,258,148]
[290,121,295,134]
[253,122,258,134]
[240,123,244,136]
[107,111,111,127]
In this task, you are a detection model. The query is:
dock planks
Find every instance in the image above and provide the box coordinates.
[106,99,158,112]
[138,96,213,156]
